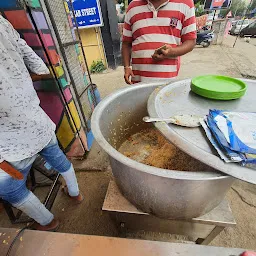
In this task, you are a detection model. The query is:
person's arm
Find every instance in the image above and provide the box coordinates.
[1,16,50,75]
[122,41,134,84]
[121,10,134,85]
[17,38,51,75]
[152,0,197,61]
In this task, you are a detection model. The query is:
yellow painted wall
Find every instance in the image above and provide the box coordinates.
[77,27,107,69]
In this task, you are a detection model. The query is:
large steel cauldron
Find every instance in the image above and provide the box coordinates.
[92,83,234,219]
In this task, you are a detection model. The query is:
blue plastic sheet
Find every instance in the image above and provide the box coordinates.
[201,110,256,166]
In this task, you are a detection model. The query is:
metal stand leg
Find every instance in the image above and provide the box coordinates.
[44,173,61,210]
[119,222,127,238]
[30,167,37,191]
[196,226,225,245]
[110,213,127,238]
[2,202,16,224]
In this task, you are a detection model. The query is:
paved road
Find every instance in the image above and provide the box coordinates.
[249,37,256,46]
[222,35,256,78]
[224,35,256,52]
[225,34,256,47]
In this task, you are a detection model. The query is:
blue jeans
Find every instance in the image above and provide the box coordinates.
[0,135,79,225]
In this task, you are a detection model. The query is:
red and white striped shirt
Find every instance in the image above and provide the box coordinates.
[123,0,197,83]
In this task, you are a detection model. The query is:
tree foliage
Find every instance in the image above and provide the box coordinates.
[232,0,248,16]
[195,0,248,17]
[220,0,248,17]
[90,60,106,74]
[194,0,205,4]
[248,0,256,11]
[219,9,229,17]
[195,2,205,16]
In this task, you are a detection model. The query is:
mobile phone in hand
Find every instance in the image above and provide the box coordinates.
[155,45,167,55]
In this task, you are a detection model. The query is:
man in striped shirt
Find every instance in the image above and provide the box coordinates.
[122,0,197,84]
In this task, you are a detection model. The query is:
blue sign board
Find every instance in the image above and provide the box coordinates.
[71,0,103,28]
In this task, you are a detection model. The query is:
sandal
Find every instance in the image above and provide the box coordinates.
[31,218,60,232]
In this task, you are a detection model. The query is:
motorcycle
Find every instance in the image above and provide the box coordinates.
[196,29,214,48]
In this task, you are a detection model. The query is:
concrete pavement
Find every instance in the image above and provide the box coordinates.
[222,35,256,79]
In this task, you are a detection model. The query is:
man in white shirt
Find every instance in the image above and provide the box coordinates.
[0,16,83,231]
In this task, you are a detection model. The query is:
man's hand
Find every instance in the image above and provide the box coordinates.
[152,40,196,61]
[124,67,134,85]
[152,45,176,61]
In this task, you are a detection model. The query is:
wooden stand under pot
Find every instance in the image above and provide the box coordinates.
[102,180,236,245]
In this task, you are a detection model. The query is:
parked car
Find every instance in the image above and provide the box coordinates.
[230,19,250,35]
[240,21,256,37]
[228,20,238,32]
[231,20,238,26]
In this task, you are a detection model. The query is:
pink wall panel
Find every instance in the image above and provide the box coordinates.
[40,32,54,47]
[63,88,72,102]
[37,92,64,125]
[23,33,42,47]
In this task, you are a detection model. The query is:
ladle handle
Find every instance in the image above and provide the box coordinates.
[144,117,175,123]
